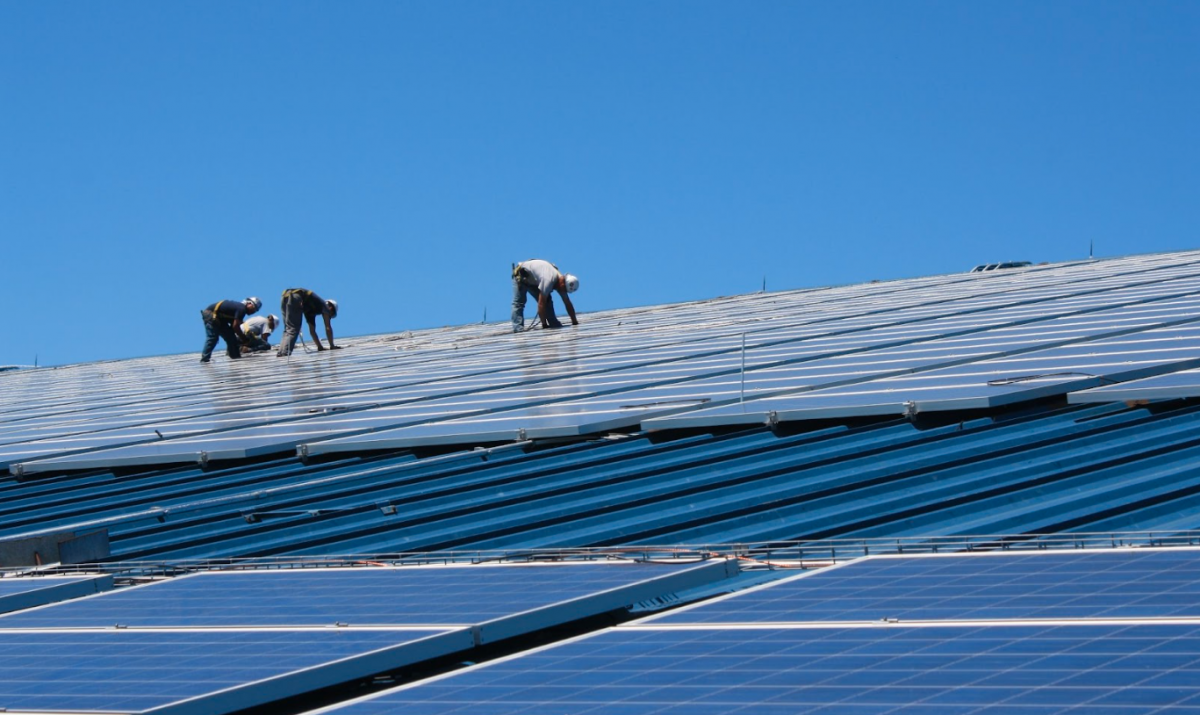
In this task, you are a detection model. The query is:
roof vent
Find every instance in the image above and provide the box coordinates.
[970,261,1032,273]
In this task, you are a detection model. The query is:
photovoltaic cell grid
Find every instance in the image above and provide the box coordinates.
[306,624,1200,715]
[0,561,735,715]
[6,251,1200,472]
[0,575,113,614]
[303,548,1200,715]
[647,549,1200,624]
[0,629,454,715]
[0,577,92,598]
[0,562,718,629]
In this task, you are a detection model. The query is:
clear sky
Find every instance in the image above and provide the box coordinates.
[2,1,1197,367]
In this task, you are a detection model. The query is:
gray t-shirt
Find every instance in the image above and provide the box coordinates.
[519,259,561,293]
[240,315,272,338]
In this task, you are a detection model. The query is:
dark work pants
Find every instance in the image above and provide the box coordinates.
[241,334,271,353]
[201,311,241,361]
[276,292,305,356]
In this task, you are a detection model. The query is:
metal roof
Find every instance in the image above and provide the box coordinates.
[3,399,1200,562]
[5,250,1200,475]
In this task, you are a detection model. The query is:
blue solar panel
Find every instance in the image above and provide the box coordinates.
[0,562,718,629]
[0,576,93,598]
[0,575,112,614]
[306,623,1200,714]
[0,628,451,714]
[651,550,1200,624]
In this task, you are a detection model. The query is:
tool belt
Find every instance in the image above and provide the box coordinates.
[201,305,235,329]
[513,264,535,284]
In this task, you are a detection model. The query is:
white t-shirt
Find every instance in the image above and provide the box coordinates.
[241,315,273,338]
[519,259,561,294]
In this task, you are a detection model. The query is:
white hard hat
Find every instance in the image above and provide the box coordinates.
[326,299,338,317]
[564,274,579,293]
[246,296,262,312]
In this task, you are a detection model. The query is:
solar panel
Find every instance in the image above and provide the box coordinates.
[649,549,1200,624]
[0,560,737,715]
[302,624,1200,715]
[0,575,113,614]
[0,561,733,629]
[304,547,1200,715]
[0,628,466,714]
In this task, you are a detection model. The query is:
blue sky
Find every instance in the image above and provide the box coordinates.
[2,1,1197,367]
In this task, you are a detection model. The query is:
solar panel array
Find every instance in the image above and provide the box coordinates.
[309,548,1200,715]
[0,560,735,715]
[5,251,1200,474]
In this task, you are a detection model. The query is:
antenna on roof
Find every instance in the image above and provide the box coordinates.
[482,307,487,324]
[762,276,766,293]
[1089,240,1094,260]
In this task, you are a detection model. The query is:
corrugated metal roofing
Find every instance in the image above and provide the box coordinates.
[4,399,1200,562]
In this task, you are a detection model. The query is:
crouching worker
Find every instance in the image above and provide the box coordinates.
[511,259,579,333]
[276,288,340,357]
[200,296,262,362]
[239,314,279,354]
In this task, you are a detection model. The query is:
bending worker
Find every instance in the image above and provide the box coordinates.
[511,259,579,333]
[200,296,262,362]
[239,314,279,354]
[276,288,340,357]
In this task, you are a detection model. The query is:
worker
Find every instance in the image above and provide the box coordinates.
[276,288,341,357]
[239,314,279,354]
[200,297,262,363]
[511,259,579,333]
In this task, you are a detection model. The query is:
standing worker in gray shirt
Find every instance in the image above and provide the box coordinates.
[276,288,341,357]
[511,259,579,333]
